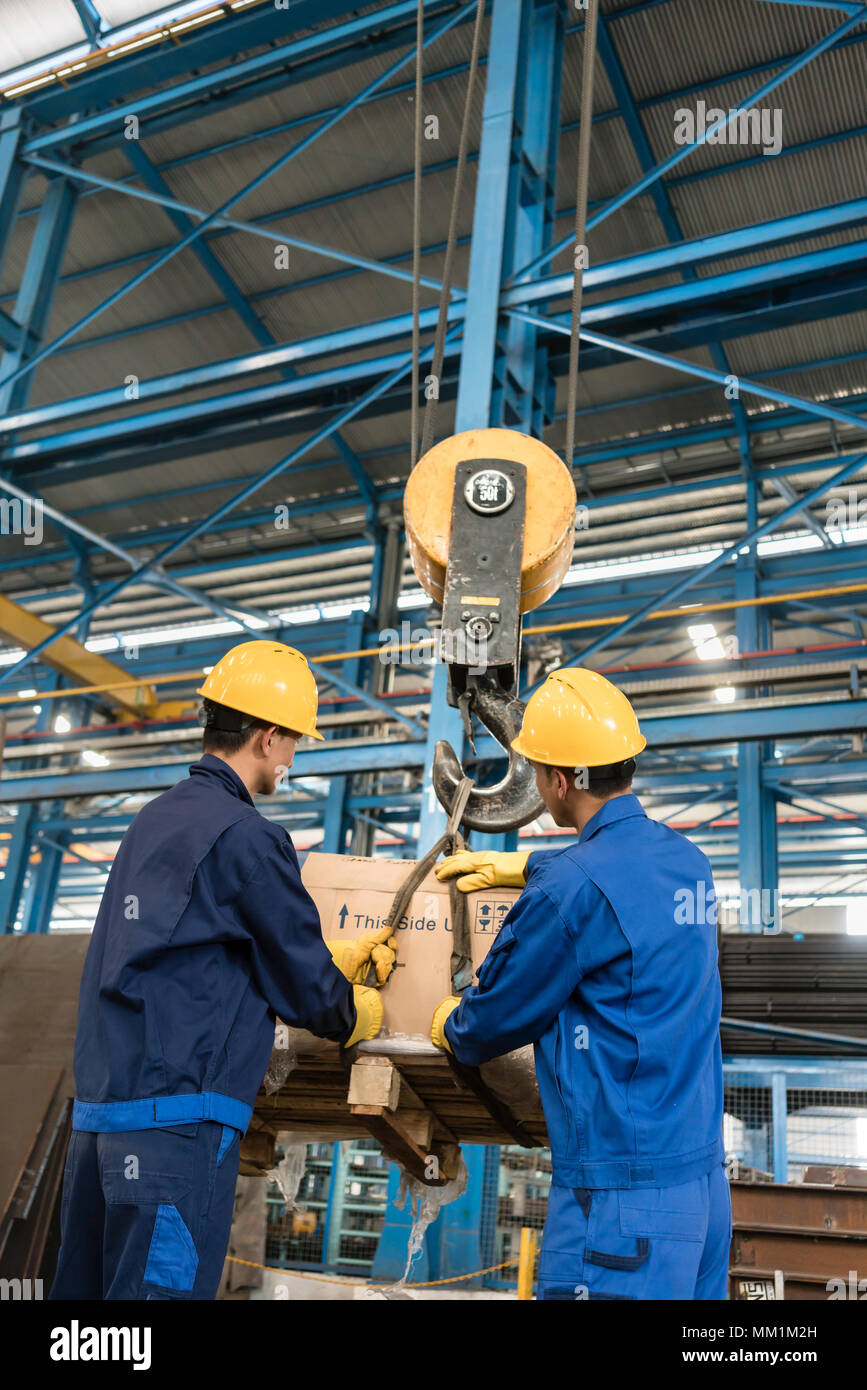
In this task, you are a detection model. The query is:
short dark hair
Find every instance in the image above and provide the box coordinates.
[543,757,636,798]
[199,698,295,757]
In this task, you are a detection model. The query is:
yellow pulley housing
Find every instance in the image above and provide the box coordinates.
[404,428,577,613]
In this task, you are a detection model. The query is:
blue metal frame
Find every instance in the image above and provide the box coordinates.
[1,0,866,941]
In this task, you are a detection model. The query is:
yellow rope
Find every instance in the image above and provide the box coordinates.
[226,1253,519,1288]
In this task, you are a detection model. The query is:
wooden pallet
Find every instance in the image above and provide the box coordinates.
[245,1049,548,1179]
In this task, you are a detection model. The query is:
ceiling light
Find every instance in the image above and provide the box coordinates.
[687,623,727,661]
[82,749,110,768]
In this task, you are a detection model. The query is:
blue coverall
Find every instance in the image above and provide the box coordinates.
[445,793,732,1300]
[49,754,355,1300]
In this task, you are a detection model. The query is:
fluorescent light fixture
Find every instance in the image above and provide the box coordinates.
[55,714,72,734]
[227,613,270,630]
[757,533,822,557]
[117,619,241,647]
[85,635,120,653]
[0,648,26,667]
[82,749,110,768]
[320,603,355,620]
[16,689,37,698]
[714,686,736,703]
[202,666,214,675]
[687,623,726,661]
[279,607,321,625]
[564,548,726,587]
[107,2,213,48]
[1,42,91,94]
[564,523,867,592]
[0,2,240,95]
[397,590,432,610]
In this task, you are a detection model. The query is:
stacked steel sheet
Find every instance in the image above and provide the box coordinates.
[721,934,867,1055]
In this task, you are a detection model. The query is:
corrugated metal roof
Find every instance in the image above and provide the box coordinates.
[2,0,866,642]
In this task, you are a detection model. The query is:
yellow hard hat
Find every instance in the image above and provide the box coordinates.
[511,667,645,768]
[197,640,324,740]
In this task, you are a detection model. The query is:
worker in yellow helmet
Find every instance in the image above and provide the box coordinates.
[50,640,392,1302]
[431,667,730,1301]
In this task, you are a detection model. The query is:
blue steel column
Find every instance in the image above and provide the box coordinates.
[0,177,77,417]
[0,109,27,279]
[0,694,57,930]
[323,1142,349,1267]
[736,483,779,934]
[322,609,368,855]
[418,0,560,853]
[418,0,562,1285]
[22,553,99,932]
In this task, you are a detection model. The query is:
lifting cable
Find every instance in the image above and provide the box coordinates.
[410,0,425,469]
[411,0,487,468]
[419,0,487,461]
[565,0,599,471]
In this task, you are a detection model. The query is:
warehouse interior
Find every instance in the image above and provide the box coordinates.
[1,0,867,1306]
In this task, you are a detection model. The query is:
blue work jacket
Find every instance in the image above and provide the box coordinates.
[445,794,725,1189]
[71,755,355,1134]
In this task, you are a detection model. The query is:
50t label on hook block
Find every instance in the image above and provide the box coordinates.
[464,468,515,514]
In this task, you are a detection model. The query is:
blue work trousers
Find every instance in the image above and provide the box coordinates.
[49,1121,241,1301]
[537,1161,732,1300]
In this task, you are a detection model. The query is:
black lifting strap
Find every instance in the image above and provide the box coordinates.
[383,778,539,1149]
[383,776,475,996]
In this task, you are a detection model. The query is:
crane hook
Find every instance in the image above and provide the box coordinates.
[432,674,543,832]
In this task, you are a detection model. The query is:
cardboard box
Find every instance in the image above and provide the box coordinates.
[300,852,520,1039]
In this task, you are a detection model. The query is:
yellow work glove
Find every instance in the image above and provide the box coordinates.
[434,850,530,894]
[431,997,460,1053]
[344,986,384,1048]
[325,923,396,986]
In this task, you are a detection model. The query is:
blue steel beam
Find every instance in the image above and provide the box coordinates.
[71,0,107,46]
[4,522,866,692]
[11,261,867,485]
[24,152,450,298]
[513,2,867,281]
[122,143,377,513]
[510,312,867,674]
[0,525,423,747]
[5,193,867,444]
[19,3,463,147]
[4,696,867,803]
[0,742,430,802]
[0,324,462,687]
[10,187,867,434]
[0,178,77,417]
[417,0,535,848]
[592,4,755,506]
[0,2,476,407]
[13,30,867,258]
[0,109,27,281]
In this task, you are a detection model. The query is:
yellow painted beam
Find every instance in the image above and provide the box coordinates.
[0,594,158,719]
